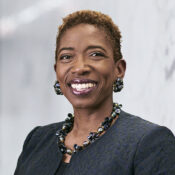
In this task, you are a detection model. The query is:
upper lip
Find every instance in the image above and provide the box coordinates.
[68,78,98,86]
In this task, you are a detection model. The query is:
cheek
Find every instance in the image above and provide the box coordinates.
[97,62,115,82]
[55,63,66,82]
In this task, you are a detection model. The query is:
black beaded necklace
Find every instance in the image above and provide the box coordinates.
[56,103,122,155]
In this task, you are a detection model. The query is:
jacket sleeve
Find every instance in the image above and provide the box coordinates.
[134,126,175,175]
[14,126,40,175]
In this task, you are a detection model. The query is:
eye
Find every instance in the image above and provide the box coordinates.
[90,51,105,57]
[59,54,73,63]
[60,55,72,60]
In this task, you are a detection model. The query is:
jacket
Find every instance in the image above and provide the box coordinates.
[14,110,175,175]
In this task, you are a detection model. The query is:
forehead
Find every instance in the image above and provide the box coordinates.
[58,24,113,50]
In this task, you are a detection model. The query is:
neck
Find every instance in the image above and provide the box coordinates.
[72,100,113,136]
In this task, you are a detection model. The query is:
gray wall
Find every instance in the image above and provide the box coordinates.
[1,0,175,174]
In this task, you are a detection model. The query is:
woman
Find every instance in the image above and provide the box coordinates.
[15,10,175,175]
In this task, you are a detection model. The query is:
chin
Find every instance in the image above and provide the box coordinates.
[67,97,99,110]
[70,100,93,109]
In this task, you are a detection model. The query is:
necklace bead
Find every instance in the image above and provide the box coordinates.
[56,103,122,155]
[83,140,90,147]
[97,127,104,133]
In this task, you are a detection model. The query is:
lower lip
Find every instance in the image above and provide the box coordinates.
[70,86,97,96]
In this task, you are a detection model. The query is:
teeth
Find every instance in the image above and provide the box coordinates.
[71,83,96,91]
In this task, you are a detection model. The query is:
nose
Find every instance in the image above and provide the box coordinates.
[71,56,90,75]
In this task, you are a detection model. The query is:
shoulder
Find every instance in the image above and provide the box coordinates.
[35,121,64,136]
[117,110,174,140]
[14,121,65,174]
[20,121,64,154]
[118,110,175,174]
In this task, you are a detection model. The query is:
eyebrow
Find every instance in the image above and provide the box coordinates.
[58,47,74,54]
[85,45,107,53]
[57,45,107,55]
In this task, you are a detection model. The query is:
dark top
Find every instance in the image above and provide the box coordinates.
[55,161,69,175]
[14,110,175,175]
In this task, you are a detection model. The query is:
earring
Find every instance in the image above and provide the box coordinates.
[113,78,124,92]
[54,81,63,95]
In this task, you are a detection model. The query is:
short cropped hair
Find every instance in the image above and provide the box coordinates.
[55,10,122,62]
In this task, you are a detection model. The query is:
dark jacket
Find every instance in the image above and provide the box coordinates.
[14,110,175,175]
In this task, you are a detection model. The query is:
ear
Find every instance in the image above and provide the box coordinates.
[54,63,59,81]
[114,59,126,79]
[54,63,61,82]
[54,63,57,72]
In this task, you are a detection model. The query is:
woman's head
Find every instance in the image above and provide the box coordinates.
[55,10,122,62]
[54,10,126,109]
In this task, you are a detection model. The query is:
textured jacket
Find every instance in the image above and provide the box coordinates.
[14,110,175,175]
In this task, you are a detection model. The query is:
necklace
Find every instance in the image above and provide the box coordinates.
[56,103,122,155]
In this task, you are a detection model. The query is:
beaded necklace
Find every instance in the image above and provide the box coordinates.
[56,103,122,155]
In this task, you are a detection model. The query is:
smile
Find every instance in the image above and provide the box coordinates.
[71,83,96,91]
[68,79,97,95]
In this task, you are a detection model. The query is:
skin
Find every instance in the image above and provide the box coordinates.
[54,24,126,162]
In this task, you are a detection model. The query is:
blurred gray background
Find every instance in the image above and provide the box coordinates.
[1,0,175,174]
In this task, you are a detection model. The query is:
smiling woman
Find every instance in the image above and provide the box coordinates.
[55,23,124,109]
[14,10,175,175]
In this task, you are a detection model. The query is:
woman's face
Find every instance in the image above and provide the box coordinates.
[55,24,124,109]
